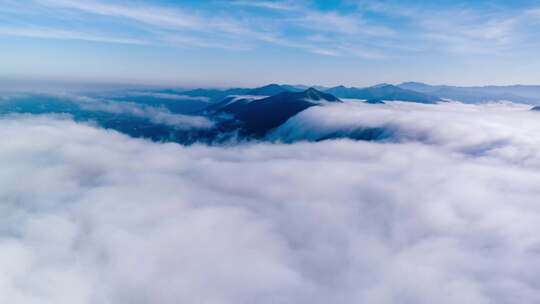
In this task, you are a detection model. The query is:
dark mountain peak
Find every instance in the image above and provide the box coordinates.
[531,106,540,111]
[210,88,341,137]
[259,83,283,90]
[326,85,353,93]
[398,82,439,93]
[281,84,307,92]
[301,88,341,102]
[261,87,340,103]
[247,84,289,96]
[400,81,428,86]
[367,84,402,91]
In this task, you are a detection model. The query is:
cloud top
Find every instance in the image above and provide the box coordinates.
[2,103,540,302]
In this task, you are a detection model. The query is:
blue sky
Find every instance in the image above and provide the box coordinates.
[1,0,540,87]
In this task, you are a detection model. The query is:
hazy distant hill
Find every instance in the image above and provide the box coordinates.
[399,82,540,104]
[246,84,293,95]
[175,84,296,102]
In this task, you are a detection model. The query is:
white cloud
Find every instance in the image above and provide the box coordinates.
[0,0,399,60]
[158,33,253,51]
[527,7,540,17]
[13,0,278,51]
[2,101,540,302]
[37,0,266,37]
[358,1,540,55]
[308,48,341,56]
[299,12,394,37]
[8,0,395,58]
[39,0,204,30]
[2,0,539,65]
[271,101,540,160]
[125,92,210,102]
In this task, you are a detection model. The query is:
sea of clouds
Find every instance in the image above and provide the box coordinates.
[2,100,540,303]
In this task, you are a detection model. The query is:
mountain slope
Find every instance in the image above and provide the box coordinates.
[203,95,266,113]
[214,88,341,137]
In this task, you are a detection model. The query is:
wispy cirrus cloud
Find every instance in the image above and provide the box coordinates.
[38,0,205,30]
[357,1,540,54]
[37,0,271,37]
[2,0,540,86]
[229,0,300,11]
[158,33,253,51]
[298,11,395,36]
[20,0,282,52]
[0,26,149,45]
[1,0,397,59]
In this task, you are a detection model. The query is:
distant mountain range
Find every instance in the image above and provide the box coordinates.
[325,84,441,104]
[399,82,540,104]
[173,83,441,105]
[133,82,540,141]
[169,82,540,105]
[3,82,540,145]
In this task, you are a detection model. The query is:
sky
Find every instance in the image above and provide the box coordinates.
[1,0,540,87]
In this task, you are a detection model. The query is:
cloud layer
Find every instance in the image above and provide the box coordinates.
[2,101,540,303]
